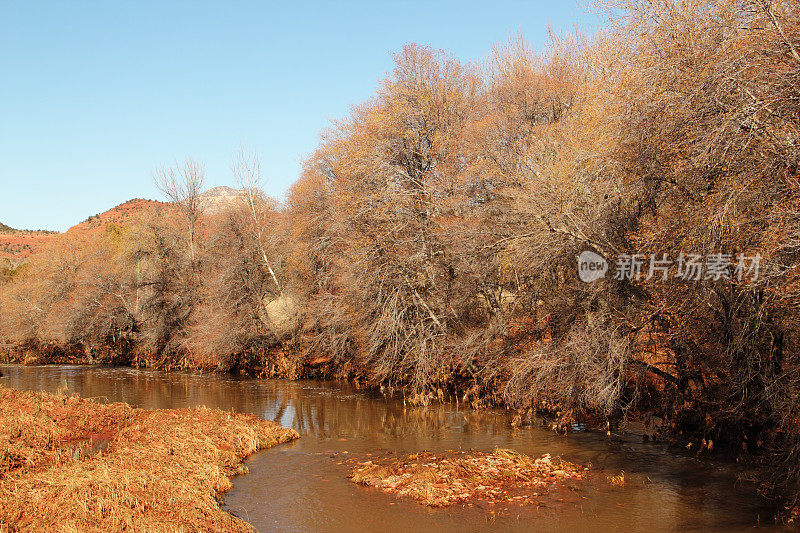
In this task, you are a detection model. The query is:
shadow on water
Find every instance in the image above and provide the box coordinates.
[0,364,789,532]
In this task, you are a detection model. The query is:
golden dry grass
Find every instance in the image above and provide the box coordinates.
[0,385,298,532]
[349,449,587,508]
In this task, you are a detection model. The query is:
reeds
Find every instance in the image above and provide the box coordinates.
[0,386,298,532]
[349,449,587,508]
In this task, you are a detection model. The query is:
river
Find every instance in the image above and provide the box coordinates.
[0,364,788,532]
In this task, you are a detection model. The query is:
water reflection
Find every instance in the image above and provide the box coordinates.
[0,365,787,532]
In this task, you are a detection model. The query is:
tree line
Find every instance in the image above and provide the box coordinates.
[2,0,799,515]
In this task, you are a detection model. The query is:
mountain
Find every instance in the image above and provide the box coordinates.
[0,226,57,261]
[196,186,245,215]
[0,189,242,261]
[67,198,166,235]
[0,199,166,261]
[0,221,17,234]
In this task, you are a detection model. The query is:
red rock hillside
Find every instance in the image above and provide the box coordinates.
[0,199,166,261]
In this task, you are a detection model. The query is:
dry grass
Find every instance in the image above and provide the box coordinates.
[349,449,587,508]
[0,385,298,532]
[608,471,625,487]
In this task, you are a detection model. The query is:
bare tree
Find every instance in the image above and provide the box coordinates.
[232,146,282,295]
[153,158,205,263]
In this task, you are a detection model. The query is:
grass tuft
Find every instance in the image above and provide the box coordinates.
[349,449,587,509]
[0,386,298,532]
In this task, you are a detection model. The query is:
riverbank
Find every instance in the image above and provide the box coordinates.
[1,364,785,531]
[2,344,795,525]
[0,385,298,532]
[0,341,130,367]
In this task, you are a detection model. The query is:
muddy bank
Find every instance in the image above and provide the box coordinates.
[0,339,293,375]
[0,340,130,367]
[0,385,298,532]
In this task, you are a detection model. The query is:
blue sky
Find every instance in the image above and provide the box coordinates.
[0,1,601,231]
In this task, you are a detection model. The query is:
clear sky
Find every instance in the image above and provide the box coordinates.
[0,1,601,232]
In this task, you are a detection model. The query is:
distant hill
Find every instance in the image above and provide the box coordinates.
[196,186,245,215]
[0,228,56,261]
[0,220,60,260]
[67,198,167,235]
[0,190,242,261]
[0,198,166,261]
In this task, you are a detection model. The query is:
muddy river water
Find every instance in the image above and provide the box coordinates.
[0,364,789,532]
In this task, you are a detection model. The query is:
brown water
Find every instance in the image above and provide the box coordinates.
[0,364,788,532]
